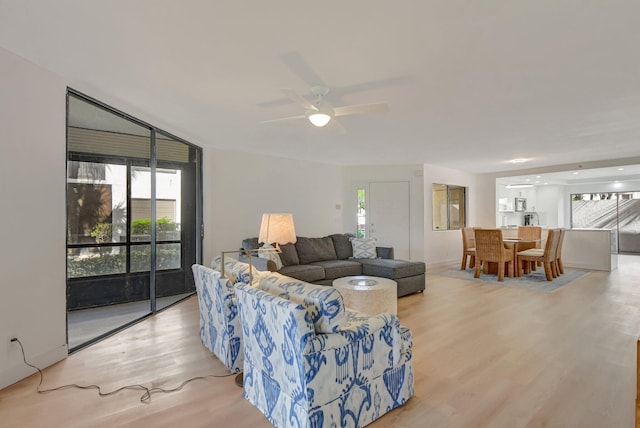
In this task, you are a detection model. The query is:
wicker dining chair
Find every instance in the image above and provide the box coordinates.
[554,228,566,275]
[517,228,560,281]
[518,226,542,270]
[474,229,514,282]
[461,226,478,270]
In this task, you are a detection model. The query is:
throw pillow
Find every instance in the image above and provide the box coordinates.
[350,237,377,259]
[258,244,283,270]
[278,242,300,266]
[330,233,354,260]
[295,236,338,264]
[211,255,234,271]
[211,256,260,286]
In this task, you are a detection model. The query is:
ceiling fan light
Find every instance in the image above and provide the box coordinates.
[307,111,332,127]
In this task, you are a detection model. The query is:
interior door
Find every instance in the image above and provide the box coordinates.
[369,181,411,260]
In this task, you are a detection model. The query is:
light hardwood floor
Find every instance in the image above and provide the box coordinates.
[2,256,639,427]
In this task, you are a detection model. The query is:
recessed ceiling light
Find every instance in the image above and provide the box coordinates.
[509,158,527,164]
[618,168,624,171]
[506,184,533,188]
[536,175,541,178]
[535,181,540,183]
[525,178,531,182]
[572,172,579,175]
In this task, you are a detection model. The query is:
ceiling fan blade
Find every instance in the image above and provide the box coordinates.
[333,103,389,117]
[329,118,348,135]
[260,114,306,124]
[281,88,318,111]
[280,52,327,88]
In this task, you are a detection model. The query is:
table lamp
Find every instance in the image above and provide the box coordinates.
[258,213,297,251]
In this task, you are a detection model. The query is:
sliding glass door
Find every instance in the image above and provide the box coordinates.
[66,91,201,351]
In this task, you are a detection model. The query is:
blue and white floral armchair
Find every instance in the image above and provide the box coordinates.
[191,264,244,373]
[235,275,414,428]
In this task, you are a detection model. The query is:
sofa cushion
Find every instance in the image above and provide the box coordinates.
[259,273,346,333]
[350,237,378,259]
[278,242,300,266]
[357,259,426,279]
[329,233,353,260]
[279,264,325,283]
[295,236,337,264]
[241,237,260,251]
[309,260,362,280]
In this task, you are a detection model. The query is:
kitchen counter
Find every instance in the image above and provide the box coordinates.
[562,228,617,271]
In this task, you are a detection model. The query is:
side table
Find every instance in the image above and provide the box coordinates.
[332,275,397,315]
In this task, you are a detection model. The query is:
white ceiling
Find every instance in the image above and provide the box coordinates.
[2,1,640,175]
[497,163,640,187]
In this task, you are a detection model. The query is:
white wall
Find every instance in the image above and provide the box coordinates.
[424,164,492,269]
[203,148,344,264]
[342,165,424,262]
[535,185,565,227]
[0,47,68,389]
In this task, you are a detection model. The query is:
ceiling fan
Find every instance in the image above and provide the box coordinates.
[261,86,389,127]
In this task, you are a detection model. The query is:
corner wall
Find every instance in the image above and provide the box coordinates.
[0,47,68,388]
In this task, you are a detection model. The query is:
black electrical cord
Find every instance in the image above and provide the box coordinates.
[12,338,235,403]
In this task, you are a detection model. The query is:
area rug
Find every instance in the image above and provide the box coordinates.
[432,266,591,293]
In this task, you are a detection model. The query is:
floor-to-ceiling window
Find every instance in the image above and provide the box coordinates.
[571,192,640,254]
[66,90,202,351]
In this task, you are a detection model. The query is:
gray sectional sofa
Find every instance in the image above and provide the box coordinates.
[240,233,425,297]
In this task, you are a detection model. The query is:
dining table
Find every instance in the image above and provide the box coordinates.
[503,237,542,277]
[485,237,542,278]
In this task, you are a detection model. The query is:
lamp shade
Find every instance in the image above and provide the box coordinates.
[259,213,297,245]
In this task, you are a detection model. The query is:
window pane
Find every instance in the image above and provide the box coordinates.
[449,186,465,229]
[357,188,366,238]
[130,243,181,272]
[432,184,447,230]
[155,166,181,242]
[67,161,127,246]
[433,184,466,231]
[131,166,152,242]
[571,193,618,228]
[67,246,126,278]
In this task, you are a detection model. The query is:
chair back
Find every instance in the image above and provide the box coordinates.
[555,228,565,258]
[461,227,476,250]
[474,228,506,263]
[191,264,244,373]
[541,229,559,260]
[518,226,542,246]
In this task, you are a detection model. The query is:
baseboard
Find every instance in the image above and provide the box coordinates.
[563,262,612,272]
[0,343,67,390]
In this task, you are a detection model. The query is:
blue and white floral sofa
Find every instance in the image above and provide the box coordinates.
[235,272,414,428]
[191,259,258,373]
